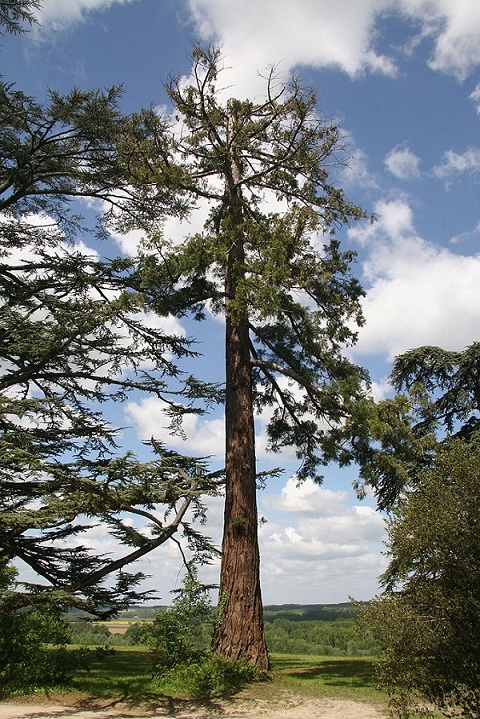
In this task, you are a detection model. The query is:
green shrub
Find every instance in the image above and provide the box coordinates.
[142,572,269,697]
[156,652,267,698]
[361,440,480,718]
[123,621,147,645]
[0,606,89,695]
[143,572,214,674]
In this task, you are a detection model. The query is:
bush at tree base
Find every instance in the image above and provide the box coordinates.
[142,573,214,673]
[155,653,266,698]
[142,572,269,696]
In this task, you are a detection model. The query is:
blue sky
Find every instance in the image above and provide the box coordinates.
[5,0,480,605]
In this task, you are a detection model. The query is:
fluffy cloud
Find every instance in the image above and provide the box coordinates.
[349,199,480,359]
[187,0,395,92]
[265,478,350,517]
[31,0,480,86]
[384,145,421,179]
[258,551,385,604]
[124,396,297,467]
[401,0,480,80]
[125,396,226,459]
[337,143,379,190]
[259,477,387,602]
[184,0,480,93]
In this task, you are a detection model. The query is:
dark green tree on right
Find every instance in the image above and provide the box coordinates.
[356,343,480,718]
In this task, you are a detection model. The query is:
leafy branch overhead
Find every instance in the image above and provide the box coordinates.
[0,38,222,614]
[0,0,40,35]
[340,342,480,510]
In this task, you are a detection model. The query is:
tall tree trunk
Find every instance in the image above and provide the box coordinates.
[212,242,269,669]
[212,114,269,669]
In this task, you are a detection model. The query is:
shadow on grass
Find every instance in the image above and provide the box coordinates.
[67,648,244,716]
[271,656,377,690]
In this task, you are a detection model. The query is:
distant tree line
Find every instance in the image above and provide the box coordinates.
[68,602,379,657]
[263,603,358,622]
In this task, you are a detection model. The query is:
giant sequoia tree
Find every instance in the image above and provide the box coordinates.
[0,16,220,615]
[136,48,369,668]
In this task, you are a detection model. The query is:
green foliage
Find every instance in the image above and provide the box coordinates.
[137,45,370,484]
[265,618,380,656]
[263,602,358,621]
[123,621,148,645]
[347,344,480,715]
[361,439,480,718]
[143,573,214,673]
[68,620,112,646]
[0,0,40,34]
[156,653,265,698]
[344,342,480,509]
[141,572,266,697]
[0,604,89,695]
[0,22,221,616]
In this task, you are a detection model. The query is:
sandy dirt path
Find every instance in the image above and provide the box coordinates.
[0,693,387,719]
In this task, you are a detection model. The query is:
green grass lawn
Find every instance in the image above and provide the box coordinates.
[63,646,386,707]
[70,647,154,698]
[269,654,386,705]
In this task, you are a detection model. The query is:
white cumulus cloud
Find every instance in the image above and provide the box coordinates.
[259,477,387,602]
[350,199,480,360]
[264,477,350,517]
[384,145,421,179]
[401,0,480,81]
[184,0,480,95]
[125,396,225,459]
[186,0,396,96]
[29,0,480,88]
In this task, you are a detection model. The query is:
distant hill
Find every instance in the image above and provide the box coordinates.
[111,602,362,622]
[263,603,359,621]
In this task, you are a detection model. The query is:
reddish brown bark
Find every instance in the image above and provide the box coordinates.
[212,117,269,670]
[212,302,269,669]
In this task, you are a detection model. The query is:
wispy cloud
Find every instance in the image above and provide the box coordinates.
[470,83,480,114]
[33,0,138,31]
[434,147,480,178]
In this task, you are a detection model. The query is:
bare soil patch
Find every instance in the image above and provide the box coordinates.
[0,692,386,719]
